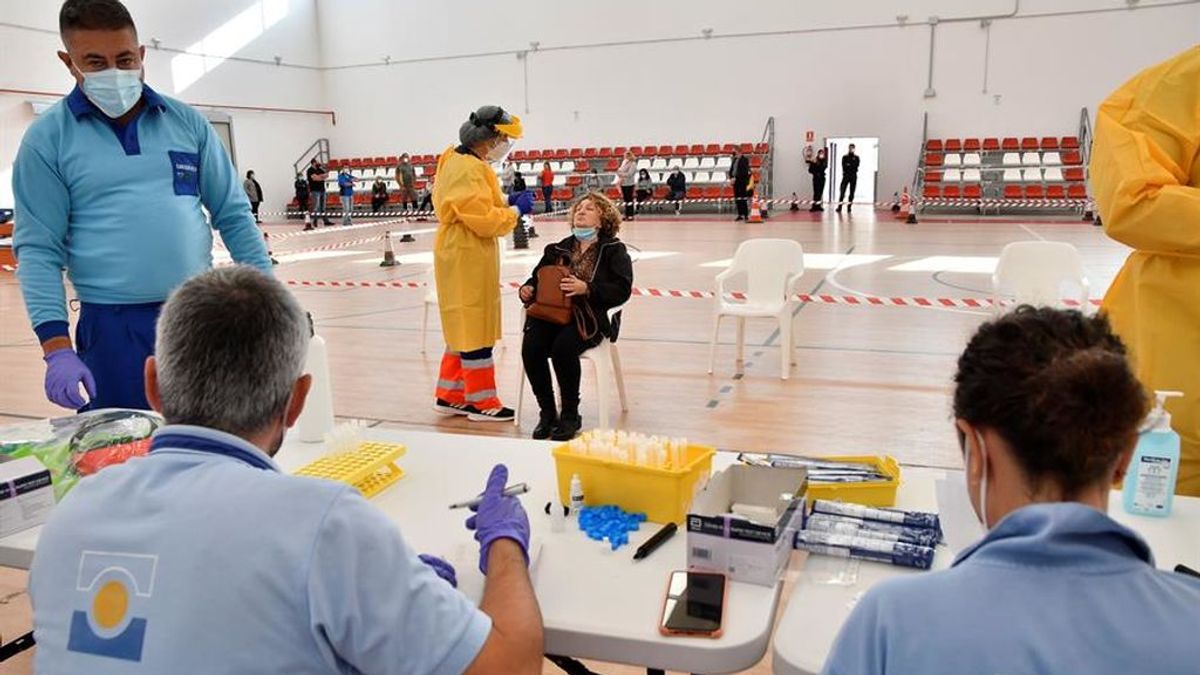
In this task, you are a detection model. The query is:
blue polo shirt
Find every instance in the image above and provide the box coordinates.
[823,502,1200,675]
[12,85,272,342]
[29,425,491,675]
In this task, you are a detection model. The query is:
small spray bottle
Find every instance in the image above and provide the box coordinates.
[1123,390,1184,518]
[570,474,585,515]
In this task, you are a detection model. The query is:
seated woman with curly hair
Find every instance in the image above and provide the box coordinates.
[519,192,633,440]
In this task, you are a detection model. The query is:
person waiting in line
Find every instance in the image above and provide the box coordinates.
[395,153,418,211]
[371,176,389,213]
[807,147,828,212]
[306,157,333,226]
[416,175,434,221]
[823,306,1200,675]
[519,192,633,441]
[501,161,516,194]
[836,143,859,213]
[583,167,603,193]
[432,105,533,422]
[666,165,687,215]
[540,161,555,214]
[29,266,544,674]
[731,150,751,221]
[513,170,527,194]
[617,150,637,220]
[243,170,264,223]
[635,168,654,213]
[293,170,310,223]
[337,166,356,227]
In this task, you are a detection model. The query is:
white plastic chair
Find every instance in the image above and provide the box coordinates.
[651,158,668,171]
[683,157,701,170]
[991,241,1090,314]
[637,159,652,171]
[962,168,982,182]
[708,239,806,380]
[943,169,962,182]
[1021,152,1041,166]
[1043,167,1064,182]
[944,153,962,167]
[1002,152,1021,166]
[699,157,716,170]
[711,170,727,183]
[962,153,982,166]
[560,161,575,173]
[514,306,629,429]
[715,156,732,171]
[1023,167,1043,182]
[1043,151,1062,166]
[553,175,568,186]
[1003,168,1023,182]
[694,171,711,183]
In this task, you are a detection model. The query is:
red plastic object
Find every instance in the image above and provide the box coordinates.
[73,438,152,476]
[945,139,962,152]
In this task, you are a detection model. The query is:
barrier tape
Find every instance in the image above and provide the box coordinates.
[282,278,1102,309]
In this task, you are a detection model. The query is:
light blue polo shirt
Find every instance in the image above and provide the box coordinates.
[823,502,1200,675]
[29,425,490,675]
[12,85,271,341]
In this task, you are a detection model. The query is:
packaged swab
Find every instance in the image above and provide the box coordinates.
[795,529,935,570]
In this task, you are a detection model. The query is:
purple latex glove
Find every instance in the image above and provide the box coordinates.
[418,554,458,588]
[44,349,96,410]
[465,464,530,574]
[508,191,534,216]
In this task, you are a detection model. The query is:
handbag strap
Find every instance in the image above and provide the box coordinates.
[574,301,600,342]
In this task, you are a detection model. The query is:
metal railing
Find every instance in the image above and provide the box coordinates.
[759,116,775,198]
[293,138,330,177]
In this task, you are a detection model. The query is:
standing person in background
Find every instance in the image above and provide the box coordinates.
[540,162,555,214]
[513,170,527,194]
[432,105,533,423]
[416,175,434,221]
[731,150,751,221]
[1090,45,1200,496]
[807,147,828,212]
[243,170,264,223]
[370,176,388,213]
[583,167,603,193]
[635,168,653,214]
[667,165,687,215]
[293,171,311,229]
[617,150,637,220]
[395,153,418,211]
[306,157,332,226]
[501,161,516,194]
[837,143,860,213]
[11,0,271,412]
[337,167,356,227]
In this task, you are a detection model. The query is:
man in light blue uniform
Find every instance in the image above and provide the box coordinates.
[13,0,271,412]
[30,266,544,674]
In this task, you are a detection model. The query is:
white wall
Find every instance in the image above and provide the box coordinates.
[0,0,329,209]
[316,0,1200,200]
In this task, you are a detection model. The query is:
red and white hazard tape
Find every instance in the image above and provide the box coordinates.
[921,198,1091,209]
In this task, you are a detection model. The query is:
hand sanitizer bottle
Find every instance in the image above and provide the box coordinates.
[1123,391,1184,517]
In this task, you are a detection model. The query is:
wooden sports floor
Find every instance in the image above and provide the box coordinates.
[0,206,1127,673]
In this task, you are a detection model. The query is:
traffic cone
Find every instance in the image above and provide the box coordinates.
[748,195,764,223]
[379,231,398,267]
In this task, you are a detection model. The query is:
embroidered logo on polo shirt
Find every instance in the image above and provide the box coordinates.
[67,551,158,662]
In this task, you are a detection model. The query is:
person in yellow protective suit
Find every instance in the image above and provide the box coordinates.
[431,106,535,422]
[1091,45,1200,496]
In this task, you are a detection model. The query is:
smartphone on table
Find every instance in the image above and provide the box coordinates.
[658,570,727,638]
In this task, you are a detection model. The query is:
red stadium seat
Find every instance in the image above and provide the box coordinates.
[1002,138,1019,151]
[1063,167,1085,182]
[964,184,982,199]
[660,145,675,156]
[721,186,735,198]
[527,150,541,160]
[1062,151,1082,166]
[739,143,754,154]
[1061,136,1080,149]
[630,146,643,155]
[574,160,589,172]
[385,155,398,165]
[605,187,621,199]
[1021,137,1039,151]
[570,148,584,159]
[750,156,763,168]
[1067,184,1087,199]
[702,187,722,199]
[963,138,981,151]
[925,153,944,166]
[553,188,574,201]
[926,139,943,151]
[721,143,736,153]
[689,144,704,155]
[613,146,627,156]
[943,185,961,199]
[554,149,569,160]
[599,147,612,157]
[923,185,941,199]
[583,148,598,158]
[686,187,702,199]
[705,144,721,154]
[945,139,962,152]
[350,158,364,168]
[925,171,943,182]
[567,175,582,186]
[604,159,620,171]
[1004,185,1022,199]
[653,186,669,199]
[1046,185,1065,199]
[1040,137,1058,150]
[983,138,1000,151]
[673,145,688,155]
[755,143,768,154]
[1025,185,1044,199]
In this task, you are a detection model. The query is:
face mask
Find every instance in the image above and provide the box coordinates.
[572,227,597,241]
[486,138,514,163]
[935,429,988,553]
[80,67,143,119]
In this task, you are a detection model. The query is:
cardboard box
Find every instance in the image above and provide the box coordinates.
[685,464,807,586]
[0,456,55,538]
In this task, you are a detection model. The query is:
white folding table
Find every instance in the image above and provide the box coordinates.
[771,467,1200,675]
[0,427,780,674]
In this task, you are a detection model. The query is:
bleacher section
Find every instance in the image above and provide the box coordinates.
[293,143,770,214]
[918,136,1087,215]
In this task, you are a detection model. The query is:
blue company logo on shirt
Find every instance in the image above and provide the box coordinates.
[67,551,158,662]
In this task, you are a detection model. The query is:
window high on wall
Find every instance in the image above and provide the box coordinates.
[170,0,288,94]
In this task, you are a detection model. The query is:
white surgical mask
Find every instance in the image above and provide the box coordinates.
[572,227,597,242]
[935,429,988,553]
[486,138,514,163]
[80,67,143,119]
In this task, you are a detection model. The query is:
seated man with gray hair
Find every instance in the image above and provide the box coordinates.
[29,266,543,674]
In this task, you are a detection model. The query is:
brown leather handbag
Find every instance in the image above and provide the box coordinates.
[526,264,573,325]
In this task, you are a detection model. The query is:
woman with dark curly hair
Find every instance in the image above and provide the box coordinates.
[519,192,633,440]
[824,306,1200,675]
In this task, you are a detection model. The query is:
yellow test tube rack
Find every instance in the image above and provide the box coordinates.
[294,441,407,498]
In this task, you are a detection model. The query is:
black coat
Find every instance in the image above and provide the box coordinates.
[667,171,687,192]
[732,155,751,192]
[842,153,860,176]
[808,157,828,177]
[524,234,633,342]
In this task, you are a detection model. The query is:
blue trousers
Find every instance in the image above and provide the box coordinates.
[76,302,162,411]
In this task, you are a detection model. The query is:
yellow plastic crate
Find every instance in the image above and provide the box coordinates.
[804,455,901,507]
[552,441,716,524]
[294,441,406,498]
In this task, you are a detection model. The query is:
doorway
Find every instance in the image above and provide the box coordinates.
[825,137,879,208]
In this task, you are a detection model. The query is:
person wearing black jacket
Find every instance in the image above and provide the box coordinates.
[519,192,633,441]
[371,177,388,212]
[293,172,311,229]
[731,151,752,221]
[807,148,828,212]
[667,166,687,214]
[837,144,860,213]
